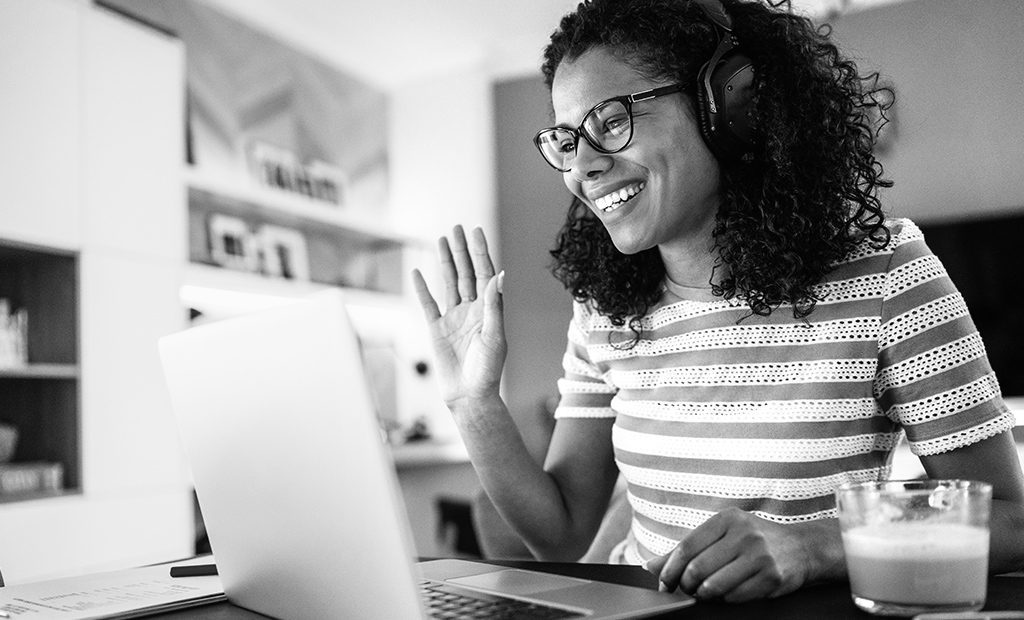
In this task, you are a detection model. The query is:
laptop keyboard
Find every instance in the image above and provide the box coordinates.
[419,580,586,619]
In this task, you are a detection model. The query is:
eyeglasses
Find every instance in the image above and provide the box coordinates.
[533,83,685,172]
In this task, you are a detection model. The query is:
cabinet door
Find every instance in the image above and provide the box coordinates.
[81,7,186,262]
[0,0,82,249]
[79,250,189,494]
[77,8,190,493]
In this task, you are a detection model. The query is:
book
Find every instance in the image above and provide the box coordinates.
[0,461,64,496]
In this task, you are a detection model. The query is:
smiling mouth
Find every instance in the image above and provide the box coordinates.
[594,182,645,213]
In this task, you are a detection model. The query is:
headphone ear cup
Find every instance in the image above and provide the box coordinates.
[694,60,717,155]
[697,50,757,161]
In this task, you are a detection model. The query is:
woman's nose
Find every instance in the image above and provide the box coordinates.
[568,139,612,182]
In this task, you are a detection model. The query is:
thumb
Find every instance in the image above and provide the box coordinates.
[643,553,669,577]
[481,270,506,342]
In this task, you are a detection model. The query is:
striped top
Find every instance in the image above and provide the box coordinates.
[554,218,1014,565]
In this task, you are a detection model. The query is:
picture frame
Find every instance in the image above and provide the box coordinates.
[258,224,310,281]
[247,140,348,207]
[208,214,259,273]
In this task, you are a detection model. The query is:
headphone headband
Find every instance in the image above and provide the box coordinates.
[691,0,733,32]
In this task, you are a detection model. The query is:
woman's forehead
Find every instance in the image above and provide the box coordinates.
[550,48,651,123]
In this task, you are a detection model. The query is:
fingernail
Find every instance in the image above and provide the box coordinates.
[658,581,670,593]
[640,560,649,571]
[497,270,505,294]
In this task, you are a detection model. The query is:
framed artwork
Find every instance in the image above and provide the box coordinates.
[258,225,310,281]
[97,0,389,214]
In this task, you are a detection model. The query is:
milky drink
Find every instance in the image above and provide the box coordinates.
[843,522,989,606]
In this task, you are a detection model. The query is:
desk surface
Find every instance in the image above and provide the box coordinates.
[153,560,1024,619]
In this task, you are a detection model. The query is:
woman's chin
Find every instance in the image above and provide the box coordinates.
[607,234,653,256]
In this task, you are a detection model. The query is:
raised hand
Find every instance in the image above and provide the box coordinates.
[412,225,507,409]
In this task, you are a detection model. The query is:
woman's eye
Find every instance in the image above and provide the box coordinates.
[603,116,629,135]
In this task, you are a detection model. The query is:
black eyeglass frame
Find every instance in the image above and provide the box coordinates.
[533,83,685,172]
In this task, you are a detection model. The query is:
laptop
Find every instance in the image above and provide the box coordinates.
[158,289,694,619]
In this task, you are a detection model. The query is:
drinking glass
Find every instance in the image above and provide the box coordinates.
[835,479,992,617]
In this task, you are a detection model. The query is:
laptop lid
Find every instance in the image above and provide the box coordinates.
[159,290,424,619]
[159,289,694,620]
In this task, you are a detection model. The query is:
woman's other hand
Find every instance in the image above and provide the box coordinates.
[645,508,843,603]
[412,225,506,409]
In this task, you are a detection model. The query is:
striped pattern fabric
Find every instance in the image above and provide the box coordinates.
[554,219,1014,565]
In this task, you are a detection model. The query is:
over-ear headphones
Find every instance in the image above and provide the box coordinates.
[691,0,757,162]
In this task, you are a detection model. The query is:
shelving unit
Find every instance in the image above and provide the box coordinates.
[184,167,416,315]
[0,241,80,501]
[0,365,79,380]
[185,167,402,240]
[181,166,465,476]
[0,0,198,582]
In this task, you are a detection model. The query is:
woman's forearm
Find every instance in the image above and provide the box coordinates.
[989,498,1024,574]
[448,394,602,560]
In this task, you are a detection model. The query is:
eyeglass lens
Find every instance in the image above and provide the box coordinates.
[536,99,632,171]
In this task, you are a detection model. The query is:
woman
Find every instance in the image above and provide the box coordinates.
[412,0,1024,602]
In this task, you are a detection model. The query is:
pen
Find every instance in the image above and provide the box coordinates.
[169,564,218,578]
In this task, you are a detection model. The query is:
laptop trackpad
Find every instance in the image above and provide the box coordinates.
[449,569,590,595]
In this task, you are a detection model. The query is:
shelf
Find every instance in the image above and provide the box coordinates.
[0,488,80,504]
[187,185,411,294]
[185,166,412,243]
[0,242,80,497]
[182,262,405,319]
[0,364,78,380]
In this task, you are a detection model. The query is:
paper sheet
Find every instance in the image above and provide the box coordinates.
[0,560,225,619]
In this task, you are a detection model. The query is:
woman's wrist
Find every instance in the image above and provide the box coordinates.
[798,518,848,585]
[446,392,509,431]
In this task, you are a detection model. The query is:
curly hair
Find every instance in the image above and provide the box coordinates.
[545,0,893,341]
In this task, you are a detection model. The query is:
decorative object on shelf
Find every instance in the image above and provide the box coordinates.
[0,423,18,463]
[0,461,64,497]
[208,214,259,273]
[248,141,348,206]
[206,211,313,282]
[257,224,310,281]
[0,298,28,368]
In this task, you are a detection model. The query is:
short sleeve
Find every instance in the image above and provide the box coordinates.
[874,220,1014,456]
[553,301,618,419]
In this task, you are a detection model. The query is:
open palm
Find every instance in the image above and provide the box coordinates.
[412,226,507,407]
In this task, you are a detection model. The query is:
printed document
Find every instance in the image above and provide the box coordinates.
[0,559,225,619]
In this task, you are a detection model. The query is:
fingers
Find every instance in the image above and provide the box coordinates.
[656,514,729,593]
[411,268,441,321]
[681,539,741,594]
[468,227,495,293]
[437,236,461,309]
[717,568,780,603]
[435,225,497,310]
[643,554,668,577]
[481,271,505,342]
[652,511,796,602]
[450,225,477,303]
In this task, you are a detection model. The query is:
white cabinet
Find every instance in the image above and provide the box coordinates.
[0,0,193,584]
[81,6,186,261]
[0,0,81,249]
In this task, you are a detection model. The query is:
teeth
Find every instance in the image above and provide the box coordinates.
[595,182,645,212]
